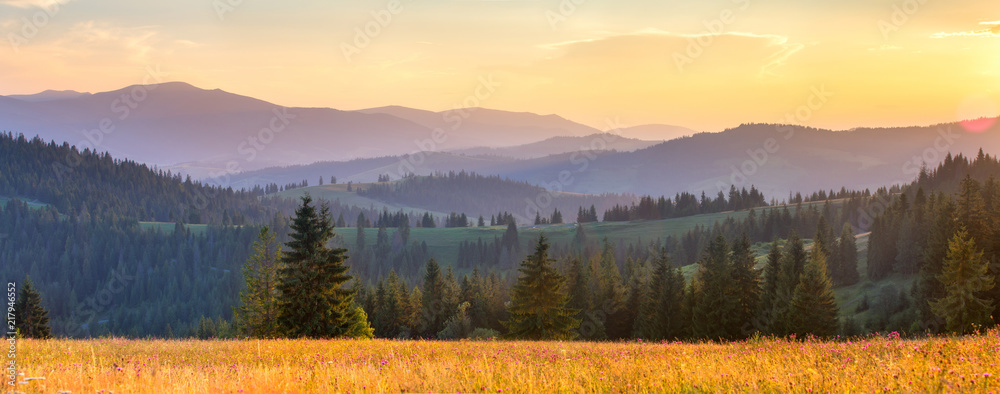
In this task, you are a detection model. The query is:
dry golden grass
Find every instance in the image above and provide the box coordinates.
[11,330,1000,393]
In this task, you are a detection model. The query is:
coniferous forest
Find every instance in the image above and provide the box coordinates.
[3,132,1000,341]
[6,2,1000,391]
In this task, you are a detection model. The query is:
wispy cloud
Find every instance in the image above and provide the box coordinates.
[0,0,72,9]
[539,29,804,78]
[932,20,1000,38]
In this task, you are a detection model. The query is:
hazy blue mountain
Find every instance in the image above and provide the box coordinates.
[618,124,699,141]
[355,105,602,148]
[0,83,624,179]
[7,89,92,102]
[449,133,658,159]
[232,120,1000,198]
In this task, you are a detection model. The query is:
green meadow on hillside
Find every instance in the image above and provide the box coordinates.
[0,195,50,209]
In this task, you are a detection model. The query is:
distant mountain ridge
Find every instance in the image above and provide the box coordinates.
[618,124,699,141]
[354,105,602,147]
[449,133,659,159]
[4,82,997,199]
[229,120,1000,198]
[0,82,654,179]
[7,89,92,102]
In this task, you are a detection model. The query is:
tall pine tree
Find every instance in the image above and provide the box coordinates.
[420,259,449,337]
[503,235,580,340]
[772,232,806,335]
[15,277,51,339]
[277,195,372,338]
[788,249,839,338]
[930,229,995,334]
[831,224,859,286]
[691,234,740,340]
[758,239,783,334]
[234,226,283,338]
[636,248,686,340]
[730,234,761,338]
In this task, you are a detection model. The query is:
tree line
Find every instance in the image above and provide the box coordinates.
[866,151,1000,334]
[601,186,768,222]
[357,170,636,223]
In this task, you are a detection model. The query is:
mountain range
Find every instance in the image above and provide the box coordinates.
[1,82,661,178]
[3,82,998,198]
[228,122,1000,197]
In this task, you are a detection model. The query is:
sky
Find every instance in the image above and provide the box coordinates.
[1,0,998,132]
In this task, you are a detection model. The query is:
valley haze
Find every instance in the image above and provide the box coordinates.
[3,0,1000,393]
[2,82,997,198]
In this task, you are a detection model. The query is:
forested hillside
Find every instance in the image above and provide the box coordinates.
[866,151,1000,332]
[0,199,265,337]
[356,171,770,224]
[6,131,999,340]
[357,171,637,222]
[0,132,289,224]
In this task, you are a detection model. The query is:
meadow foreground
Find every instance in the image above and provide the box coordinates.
[11,330,1000,393]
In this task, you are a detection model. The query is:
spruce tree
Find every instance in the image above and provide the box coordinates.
[501,221,520,253]
[915,197,957,332]
[234,226,282,338]
[730,234,761,338]
[503,235,580,340]
[637,248,686,340]
[277,195,372,338]
[691,234,740,340]
[834,224,859,286]
[356,212,367,251]
[573,224,587,251]
[565,257,605,339]
[813,216,834,260]
[957,175,989,245]
[930,229,995,334]
[788,249,839,338]
[758,239,783,333]
[597,238,627,338]
[772,232,806,335]
[622,257,644,338]
[15,277,51,339]
[420,259,448,336]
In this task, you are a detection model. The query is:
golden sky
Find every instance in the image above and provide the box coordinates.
[1,0,998,132]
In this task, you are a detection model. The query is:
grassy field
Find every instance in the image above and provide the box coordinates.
[329,209,759,268]
[13,331,1000,393]
[138,221,211,236]
[0,195,50,210]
